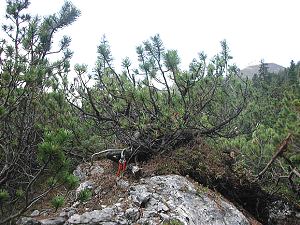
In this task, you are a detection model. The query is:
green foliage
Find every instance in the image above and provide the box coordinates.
[51,196,65,212]
[47,177,58,187]
[0,189,10,203]
[15,189,25,198]
[290,154,300,165]
[37,128,72,172]
[196,186,210,196]
[229,92,298,171]
[77,189,92,203]
[214,60,300,198]
[0,0,299,221]
[71,35,248,156]
[288,60,298,87]
[63,174,79,190]
[0,0,80,223]
[162,219,184,225]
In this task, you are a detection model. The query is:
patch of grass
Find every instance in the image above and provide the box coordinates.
[163,218,184,225]
[196,186,209,196]
[77,189,92,203]
[0,189,10,202]
[51,196,64,212]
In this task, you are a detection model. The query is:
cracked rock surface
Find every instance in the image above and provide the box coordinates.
[65,175,250,225]
[18,175,251,225]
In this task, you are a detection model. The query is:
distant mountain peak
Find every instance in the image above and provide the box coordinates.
[240,63,285,78]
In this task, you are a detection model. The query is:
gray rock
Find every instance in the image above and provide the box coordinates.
[76,180,94,197]
[129,185,151,207]
[17,217,41,225]
[31,210,40,217]
[131,165,142,179]
[40,217,65,225]
[116,179,129,189]
[71,201,80,208]
[40,209,51,217]
[100,223,117,225]
[29,175,250,225]
[268,200,300,225]
[90,165,104,176]
[159,213,170,221]
[130,175,250,225]
[269,200,292,220]
[125,208,139,221]
[73,165,87,181]
[67,207,116,224]
[66,175,250,225]
[59,207,77,218]
[66,214,80,224]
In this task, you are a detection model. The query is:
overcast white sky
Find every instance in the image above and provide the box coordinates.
[1,0,300,70]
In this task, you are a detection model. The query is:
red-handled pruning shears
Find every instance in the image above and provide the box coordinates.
[116,149,126,176]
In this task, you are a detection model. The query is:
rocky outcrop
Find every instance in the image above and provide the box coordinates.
[66,175,250,224]
[19,175,251,225]
[17,217,65,225]
[17,158,300,225]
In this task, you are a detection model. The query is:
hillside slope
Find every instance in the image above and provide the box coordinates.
[241,63,285,78]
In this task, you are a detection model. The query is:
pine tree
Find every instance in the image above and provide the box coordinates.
[288,60,298,86]
[258,59,270,82]
[0,1,80,223]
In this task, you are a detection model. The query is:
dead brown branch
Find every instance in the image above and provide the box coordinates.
[258,133,292,178]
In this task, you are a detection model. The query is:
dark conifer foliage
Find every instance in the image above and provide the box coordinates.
[0,0,80,223]
[0,1,299,223]
[68,36,248,159]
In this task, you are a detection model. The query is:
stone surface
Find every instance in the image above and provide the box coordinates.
[59,207,77,218]
[116,179,129,189]
[17,217,41,225]
[71,201,80,208]
[133,175,249,225]
[37,209,51,217]
[125,208,139,221]
[268,200,300,225]
[76,180,94,197]
[65,175,250,225]
[90,165,104,176]
[67,207,116,224]
[73,165,87,181]
[40,217,66,225]
[20,175,251,225]
[31,210,40,217]
[130,165,142,179]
